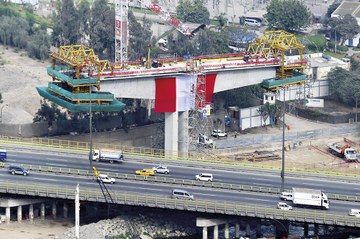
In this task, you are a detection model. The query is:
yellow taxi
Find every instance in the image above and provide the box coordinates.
[135,168,155,176]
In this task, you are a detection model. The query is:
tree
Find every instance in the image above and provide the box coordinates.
[327,14,360,45]
[51,0,80,46]
[78,0,91,44]
[33,100,67,127]
[27,29,51,60]
[128,11,152,61]
[326,2,340,19]
[327,67,360,106]
[89,0,115,60]
[264,0,311,32]
[176,0,210,24]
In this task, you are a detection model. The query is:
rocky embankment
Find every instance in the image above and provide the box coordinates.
[56,210,197,239]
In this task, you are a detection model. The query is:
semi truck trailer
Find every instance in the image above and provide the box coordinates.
[92,149,124,163]
[292,188,329,209]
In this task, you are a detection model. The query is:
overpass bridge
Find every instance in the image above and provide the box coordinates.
[37,30,308,155]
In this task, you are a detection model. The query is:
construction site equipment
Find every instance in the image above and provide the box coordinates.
[248,30,307,79]
[36,45,125,112]
[327,143,357,162]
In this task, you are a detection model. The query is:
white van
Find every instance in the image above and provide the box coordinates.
[244,18,261,27]
[349,209,360,217]
[171,189,194,200]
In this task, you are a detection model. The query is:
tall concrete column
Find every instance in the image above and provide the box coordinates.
[52,201,57,219]
[164,112,178,158]
[178,111,189,157]
[235,223,240,239]
[5,207,10,224]
[213,225,219,239]
[41,203,45,220]
[17,205,22,222]
[29,204,34,222]
[202,226,208,239]
[63,202,68,218]
[224,223,229,239]
[256,220,263,238]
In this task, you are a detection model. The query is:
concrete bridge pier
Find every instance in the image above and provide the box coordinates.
[63,202,68,218]
[164,112,179,158]
[52,201,57,219]
[41,202,45,220]
[213,225,218,239]
[178,111,189,157]
[17,205,22,222]
[245,223,251,237]
[29,204,34,221]
[314,223,319,236]
[5,207,10,224]
[235,223,240,239]
[202,226,208,239]
[224,223,229,239]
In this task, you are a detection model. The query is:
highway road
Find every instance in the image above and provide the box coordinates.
[1,147,359,216]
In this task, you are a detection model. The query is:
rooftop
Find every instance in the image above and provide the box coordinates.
[331,1,360,18]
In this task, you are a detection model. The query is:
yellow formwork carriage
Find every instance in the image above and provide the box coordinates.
[248,30,305,79]
[50,44,112,90]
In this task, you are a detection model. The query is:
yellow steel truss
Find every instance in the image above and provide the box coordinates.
[50,44,112,90]
[247,30,305,79]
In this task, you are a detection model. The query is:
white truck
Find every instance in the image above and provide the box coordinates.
[292,188,329,209]
[92,149,124,163]
[197,134,215,148]
[327,143,357,162]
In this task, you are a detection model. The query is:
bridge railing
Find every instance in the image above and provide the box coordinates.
[0,181,359,228]
[1,135,359,178]
[0,161,359,203]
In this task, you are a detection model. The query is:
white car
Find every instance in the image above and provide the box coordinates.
[97,174,116,184]
[152,165,170,174]
[195,173,213,182]
[211,129,227,137]
[277,202,293,210]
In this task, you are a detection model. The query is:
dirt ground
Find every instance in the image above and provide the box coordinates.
[0,46,51,124]
[0,219,73,239]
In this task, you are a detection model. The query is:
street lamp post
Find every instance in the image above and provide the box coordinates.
[89,86,94,171]
[281,88,286,192]
[0,104,9,123]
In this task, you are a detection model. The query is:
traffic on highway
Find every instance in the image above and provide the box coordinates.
[1,146,360,218]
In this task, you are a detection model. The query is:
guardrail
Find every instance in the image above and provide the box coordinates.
[0,181,359,228]
[1,135,360,180]
[1,162,359,203]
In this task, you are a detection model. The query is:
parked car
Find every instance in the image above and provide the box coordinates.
[195,173,213,182]
[135,168,155,176]
[211,129,227,137]
[8,165,29,176]
[277,202,293,210]
[349,209,360,217]
[152,165,170,174]
[97,174,115,184]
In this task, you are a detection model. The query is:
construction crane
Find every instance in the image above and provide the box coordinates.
[115,0,205,64]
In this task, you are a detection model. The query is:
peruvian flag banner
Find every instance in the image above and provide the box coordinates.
[154,74,217,113]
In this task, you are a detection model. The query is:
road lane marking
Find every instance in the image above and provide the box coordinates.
[45,163,68,167]
[301,183,324,186]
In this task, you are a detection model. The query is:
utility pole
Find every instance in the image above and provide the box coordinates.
[75,184,80,239]
[281,88,286,192]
